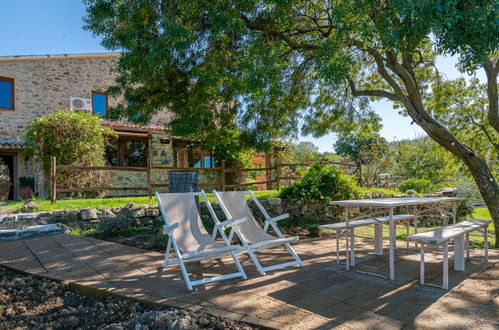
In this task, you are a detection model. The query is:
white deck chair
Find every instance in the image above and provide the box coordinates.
[156,191,248,291]
[213,190,304,275]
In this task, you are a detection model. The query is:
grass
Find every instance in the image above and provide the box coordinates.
[0,190,281,213]
[358,187,405,196]
[329,207,495,248]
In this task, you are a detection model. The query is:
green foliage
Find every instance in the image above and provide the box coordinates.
[307,224,321,237]
[334,134,389,165]
[18,176,34,188]
[398,178,435,194]
[25,110,115,194]
[335,133,390,186]
[279,163,359,202]
[405,189,417,196]
[392,137,457,184]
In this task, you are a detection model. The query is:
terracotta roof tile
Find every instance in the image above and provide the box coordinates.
[100,120,166,133]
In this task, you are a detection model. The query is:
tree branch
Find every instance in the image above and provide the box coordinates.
[347,78,401,102]
[483,56,499,133]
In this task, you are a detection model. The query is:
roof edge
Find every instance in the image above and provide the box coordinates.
[0,52,120,62]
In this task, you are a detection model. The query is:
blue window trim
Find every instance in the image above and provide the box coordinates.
[0,76,14,111]
[92,90,108,116]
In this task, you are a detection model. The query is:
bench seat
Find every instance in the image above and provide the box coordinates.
[319,214,414,231]
[406,219,492,244]
[406,219,492,290]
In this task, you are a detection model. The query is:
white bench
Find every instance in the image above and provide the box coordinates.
[406,219,492,290]
[320,214,415,267]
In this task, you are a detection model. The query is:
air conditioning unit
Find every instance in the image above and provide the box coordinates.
[70,97,92,111]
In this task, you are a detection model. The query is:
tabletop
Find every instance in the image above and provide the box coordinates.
[329,197,464,208]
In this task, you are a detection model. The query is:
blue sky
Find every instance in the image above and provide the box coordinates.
[0,1,485,152]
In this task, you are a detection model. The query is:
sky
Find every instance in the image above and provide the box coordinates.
[0,1,486,152]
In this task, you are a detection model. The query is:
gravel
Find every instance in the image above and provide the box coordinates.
[0,266,256,330]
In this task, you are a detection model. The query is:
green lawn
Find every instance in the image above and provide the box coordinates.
[337,207,495,248]
[0,190,280,213]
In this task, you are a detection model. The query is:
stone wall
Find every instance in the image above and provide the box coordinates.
[0,54,174,198]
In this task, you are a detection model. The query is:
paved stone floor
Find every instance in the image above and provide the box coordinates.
[0,234,497,329]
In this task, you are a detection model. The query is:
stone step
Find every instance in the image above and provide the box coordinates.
[0,224,64,241]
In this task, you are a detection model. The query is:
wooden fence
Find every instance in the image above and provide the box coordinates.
[49,156,360,203]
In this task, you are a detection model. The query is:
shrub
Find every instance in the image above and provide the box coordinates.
[25,110,115,196]
[308,224,321,237]
[454,179,482,220]
[398,178,434,194]
[405,189,417,195]
[279,163,359,202]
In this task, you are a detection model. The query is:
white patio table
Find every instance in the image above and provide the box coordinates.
[329,197,464,280]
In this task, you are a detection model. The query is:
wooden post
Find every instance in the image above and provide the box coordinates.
[147,157,152,200]
[50,156,56,203]
[275,158,280,191]
[357,163,362,187]
[221,160,226,191]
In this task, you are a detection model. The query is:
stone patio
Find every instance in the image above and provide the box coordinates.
[0,234,497,329]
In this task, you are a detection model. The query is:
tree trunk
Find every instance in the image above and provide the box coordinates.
[463,155,499,247]
[403,98,499,247]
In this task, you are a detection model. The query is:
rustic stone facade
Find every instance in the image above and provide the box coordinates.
[0,53,219,199]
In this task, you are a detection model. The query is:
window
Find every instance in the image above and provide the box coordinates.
[92,91,107,116]
[173,142,216,168]
[105,136,149,167]
[0,77,14,110]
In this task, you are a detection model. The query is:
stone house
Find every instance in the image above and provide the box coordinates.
[0,52,238,200]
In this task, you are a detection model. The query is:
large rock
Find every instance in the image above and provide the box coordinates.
[97,216,132,234]
[80,208,98,221]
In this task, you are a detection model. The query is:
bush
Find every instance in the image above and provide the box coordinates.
[398,178,434,194]
[279,163,359,202]
[454,179,482,220]
[307,224,321,237]
[25,110,115,196]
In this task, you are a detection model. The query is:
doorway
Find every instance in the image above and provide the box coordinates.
[0,153,17,200]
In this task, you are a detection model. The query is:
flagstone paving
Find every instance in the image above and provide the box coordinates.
[0,234,497,329]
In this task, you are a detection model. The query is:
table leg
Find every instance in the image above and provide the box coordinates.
[465,233,470,258]
[389,207,395,280]
[484,227,488,262]
[345,208,350,270]
[413,206,418,249]
[420,246,425,285]
[374,223,383,255]
[336,230,340,263]
[454,234,465,271]
[406,219,410,249]
[350,228,355,266]
[443,242,449,290]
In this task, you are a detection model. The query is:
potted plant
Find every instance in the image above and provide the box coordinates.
[0,159,10,201]
[19,176,35,200]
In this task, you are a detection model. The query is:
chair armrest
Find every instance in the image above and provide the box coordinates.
[218,217,249,228]
[163,223,179,235]
[271,213,290,222]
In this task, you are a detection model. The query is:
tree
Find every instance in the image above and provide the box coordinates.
[291,142,320,164]
[392,137,457,184]
[335,134,390,186]
[84,0,498,245]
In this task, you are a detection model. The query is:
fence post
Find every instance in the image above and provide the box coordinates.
[50,156,56,203]
[357,163,362,187]
[221,160,226,191]
[147,157,152,200]
[275,158,280,191]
